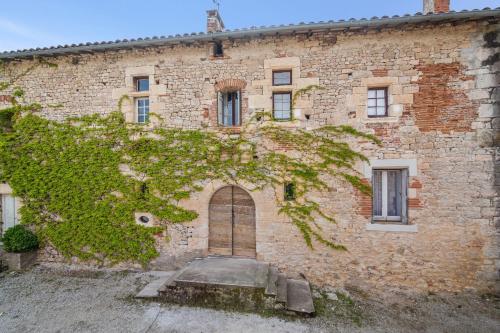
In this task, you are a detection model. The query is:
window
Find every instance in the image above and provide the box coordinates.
[372,169,408,223]
[136,97,149,124]
[213,42,223,57]
[367,88,388,117]
[135,77,149,92]
[1,194,18,235]
[273,92,292,121]
[273,70,292,86]
[284,183,296,201]
[218,91,240,126]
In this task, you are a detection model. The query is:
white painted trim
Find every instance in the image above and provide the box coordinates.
[365,223,418,233]
[363,159,417,179]
[1,194,19,234]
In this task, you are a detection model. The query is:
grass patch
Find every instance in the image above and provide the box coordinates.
[313,289,364,326]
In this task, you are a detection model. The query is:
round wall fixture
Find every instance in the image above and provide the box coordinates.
[139,216,150,223]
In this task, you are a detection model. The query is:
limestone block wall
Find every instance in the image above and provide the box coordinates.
[1,19,498,293]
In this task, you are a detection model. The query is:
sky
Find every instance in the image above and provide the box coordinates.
[0,0,498,52]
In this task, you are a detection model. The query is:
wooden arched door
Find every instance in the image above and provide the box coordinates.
[209,186,256,258]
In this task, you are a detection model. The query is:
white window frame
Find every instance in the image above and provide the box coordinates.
[1,194,18,235]
[367,87,388,117]
[136,97,150,124]
[272,91,292,121]
[372,168,408,224]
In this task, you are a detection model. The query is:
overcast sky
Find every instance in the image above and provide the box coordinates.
[0,0,498,52]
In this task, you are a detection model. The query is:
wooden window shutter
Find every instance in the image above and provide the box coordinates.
[235,90,241,126]
[372,170,383,217]
[401,169,408,224]
[217,92,223,126]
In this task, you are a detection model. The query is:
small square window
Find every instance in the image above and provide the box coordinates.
[284,182,296,201]
[213,42,223,57]
[372,169,408,223]
[273,70,292,86]
[135,77,149,92]
[273,92,292,121]
[367,88,388,117]
[136,97,149,123]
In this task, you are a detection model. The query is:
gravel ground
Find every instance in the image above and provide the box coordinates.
[0,265,498,333]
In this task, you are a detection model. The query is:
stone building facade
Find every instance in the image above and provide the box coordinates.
[0,0,499,293]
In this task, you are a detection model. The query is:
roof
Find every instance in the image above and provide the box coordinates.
[1,7,499,60]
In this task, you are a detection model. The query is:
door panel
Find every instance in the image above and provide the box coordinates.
[208,187,233,255]
[208,186,256,258]
[232,187,256,257]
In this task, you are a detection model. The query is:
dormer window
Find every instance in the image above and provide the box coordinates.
[135,77,149,92]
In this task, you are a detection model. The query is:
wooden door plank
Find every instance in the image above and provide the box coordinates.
[209,186,233,255]
[232,186,256,258]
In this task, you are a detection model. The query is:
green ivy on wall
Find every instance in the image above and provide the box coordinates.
[0,59,380,266]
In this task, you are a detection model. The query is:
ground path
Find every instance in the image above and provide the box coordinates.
[0,266,498,333]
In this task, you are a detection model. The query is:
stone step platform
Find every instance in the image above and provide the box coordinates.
[286,279,315,314]
[136,256,315,315]
[136,271,175,298]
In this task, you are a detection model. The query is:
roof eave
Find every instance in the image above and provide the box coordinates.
[1,8,499,60]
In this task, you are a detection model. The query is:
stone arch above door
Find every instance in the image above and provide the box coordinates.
[208,185,256,258]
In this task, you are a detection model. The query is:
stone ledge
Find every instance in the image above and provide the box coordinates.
[363,158,418,178]
[365,223,418,233]
[361,116,400,124]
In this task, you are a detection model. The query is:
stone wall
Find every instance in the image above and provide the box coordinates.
[1,19,498,293]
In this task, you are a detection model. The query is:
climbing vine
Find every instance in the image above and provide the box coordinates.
[0,59,380,266]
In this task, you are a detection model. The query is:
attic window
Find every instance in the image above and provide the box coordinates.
[273,70,292,86]
[135,77,149,92]
[213,41,223,57]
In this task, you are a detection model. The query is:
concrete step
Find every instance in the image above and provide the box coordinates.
[285,279,315,314]
[136,272,176,299]
[157,267,188,292]
[276,273,287,303]
[264,266,278,296]
[172,257,269,289]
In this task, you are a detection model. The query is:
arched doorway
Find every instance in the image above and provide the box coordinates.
[209,186,256,258]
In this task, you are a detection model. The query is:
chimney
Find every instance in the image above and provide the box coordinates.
[423,0,450,14]
[207,9,225,33]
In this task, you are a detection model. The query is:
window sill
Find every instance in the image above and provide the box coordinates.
[365,223,418,233]
[266,119,301,127]
[217,126,242,133]
[272,85,293,91]
[208,55,231,61]
[128,122,155,131]
[362,116,399,124]
[128,91,150,98]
